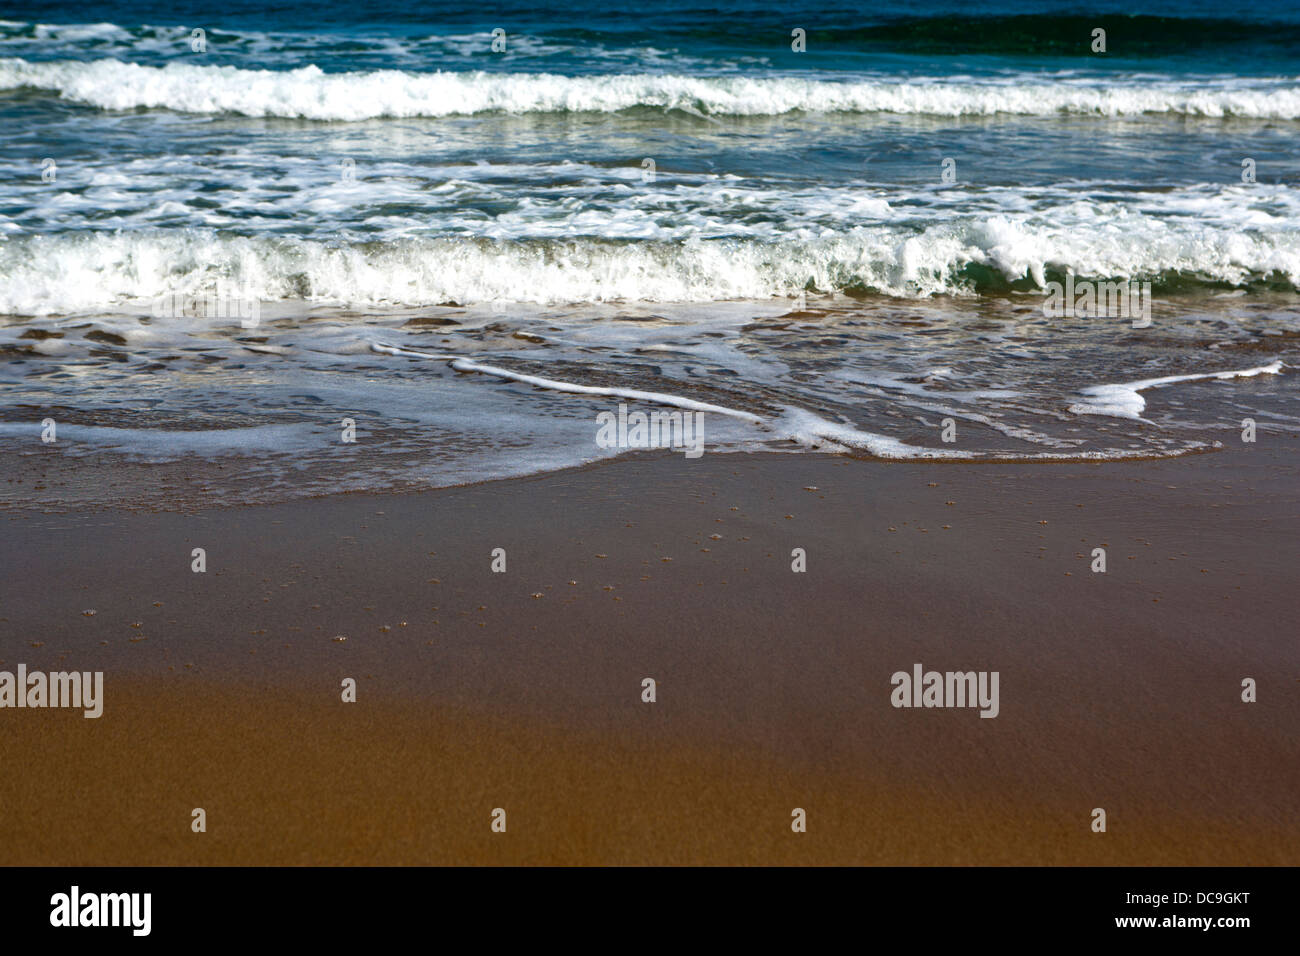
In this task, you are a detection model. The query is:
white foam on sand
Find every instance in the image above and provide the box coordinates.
[373,342,1225,462]
[1069,361,1285,422]
[371,342,765,422]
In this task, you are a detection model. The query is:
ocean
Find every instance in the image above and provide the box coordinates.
[2,0,1298,507]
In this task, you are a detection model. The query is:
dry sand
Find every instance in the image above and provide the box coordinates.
[1,447,1297,864]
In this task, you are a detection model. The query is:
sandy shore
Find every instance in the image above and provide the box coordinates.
[1,445,1297,865]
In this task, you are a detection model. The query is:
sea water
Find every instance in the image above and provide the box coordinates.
[1,1,1298,507]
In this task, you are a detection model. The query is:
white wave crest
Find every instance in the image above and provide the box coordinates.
[3,57,1300,119]
[2,221,1299,315]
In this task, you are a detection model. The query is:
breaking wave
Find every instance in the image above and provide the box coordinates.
[4,57,1300,120]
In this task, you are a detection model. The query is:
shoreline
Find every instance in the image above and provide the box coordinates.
[0,434,1266,518]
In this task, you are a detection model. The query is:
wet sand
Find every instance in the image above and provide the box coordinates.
[1,445,1298,864]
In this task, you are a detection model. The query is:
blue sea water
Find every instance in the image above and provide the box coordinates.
[1,1,1297,504]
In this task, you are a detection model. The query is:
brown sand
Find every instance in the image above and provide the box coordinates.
[1,445,1297,864]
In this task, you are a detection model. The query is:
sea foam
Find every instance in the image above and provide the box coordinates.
[2,221,1299,315]
[4,58,1300,120]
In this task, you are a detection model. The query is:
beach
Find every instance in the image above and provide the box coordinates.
[3,0,1300,870]
[3,443,1296,865]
